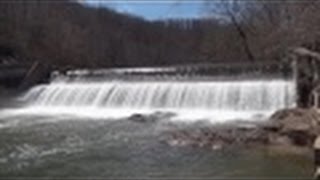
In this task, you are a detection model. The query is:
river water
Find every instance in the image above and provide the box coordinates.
[0,70,313,178]
[0,113,313,178]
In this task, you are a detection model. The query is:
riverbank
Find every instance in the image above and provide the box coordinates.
[161,108,319,156]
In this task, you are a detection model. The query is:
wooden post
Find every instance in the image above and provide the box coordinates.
[292,56,298,85]
[24,61,39,80]
[19,61,50,89]
[312,59,319,82]
[314,136,320,179]
[315,92,319,109]
[291,55,299,107]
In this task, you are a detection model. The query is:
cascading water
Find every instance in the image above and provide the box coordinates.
[12,68,296,122]
[24,81,294,111]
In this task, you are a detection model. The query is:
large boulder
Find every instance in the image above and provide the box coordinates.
[269,108,320,146]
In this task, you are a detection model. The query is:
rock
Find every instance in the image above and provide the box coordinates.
[268,108,320,147]
[167,139,180,146]
[285,130,314,146]
[314,136,320,149]
[315,167,320,180]
[128,114,148,123]
[237,123,257,131]
[271,108,320,127]
[212,144,222,150]
[283,121,311,132]
[270,108,306,121]
[261,122,281,132]
[163,108,320,151]
[128,112,176,123]
[271,135,292,146]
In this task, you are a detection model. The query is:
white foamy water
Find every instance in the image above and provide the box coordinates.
[3,79,295,122]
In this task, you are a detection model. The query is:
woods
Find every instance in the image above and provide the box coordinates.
[0,1,320,69]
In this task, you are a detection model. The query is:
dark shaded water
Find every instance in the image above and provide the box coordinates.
[0,114,313,179]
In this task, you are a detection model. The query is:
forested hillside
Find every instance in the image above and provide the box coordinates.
[0,1,212,68]
[0,1,319,69]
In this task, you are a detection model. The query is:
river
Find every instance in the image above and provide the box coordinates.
[0,69,312,178]
[0,113,313,178]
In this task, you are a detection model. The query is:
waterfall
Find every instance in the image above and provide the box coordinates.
[17,76,296,121]
[23,81,294,110]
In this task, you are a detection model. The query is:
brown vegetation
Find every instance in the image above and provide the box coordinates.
[0,1,319,69]
[207,0,320,62]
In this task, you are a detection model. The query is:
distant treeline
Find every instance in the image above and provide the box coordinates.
[0,0,319,69]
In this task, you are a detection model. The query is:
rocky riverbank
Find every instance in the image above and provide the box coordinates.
[160,108,320,154]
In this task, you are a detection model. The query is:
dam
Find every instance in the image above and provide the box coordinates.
[4,62,297,122]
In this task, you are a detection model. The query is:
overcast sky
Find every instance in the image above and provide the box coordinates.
[83,0,207,21]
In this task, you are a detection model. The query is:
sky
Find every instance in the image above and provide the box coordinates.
[83,0,208,21]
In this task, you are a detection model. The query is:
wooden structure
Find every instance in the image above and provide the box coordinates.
[290,47,320,108]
